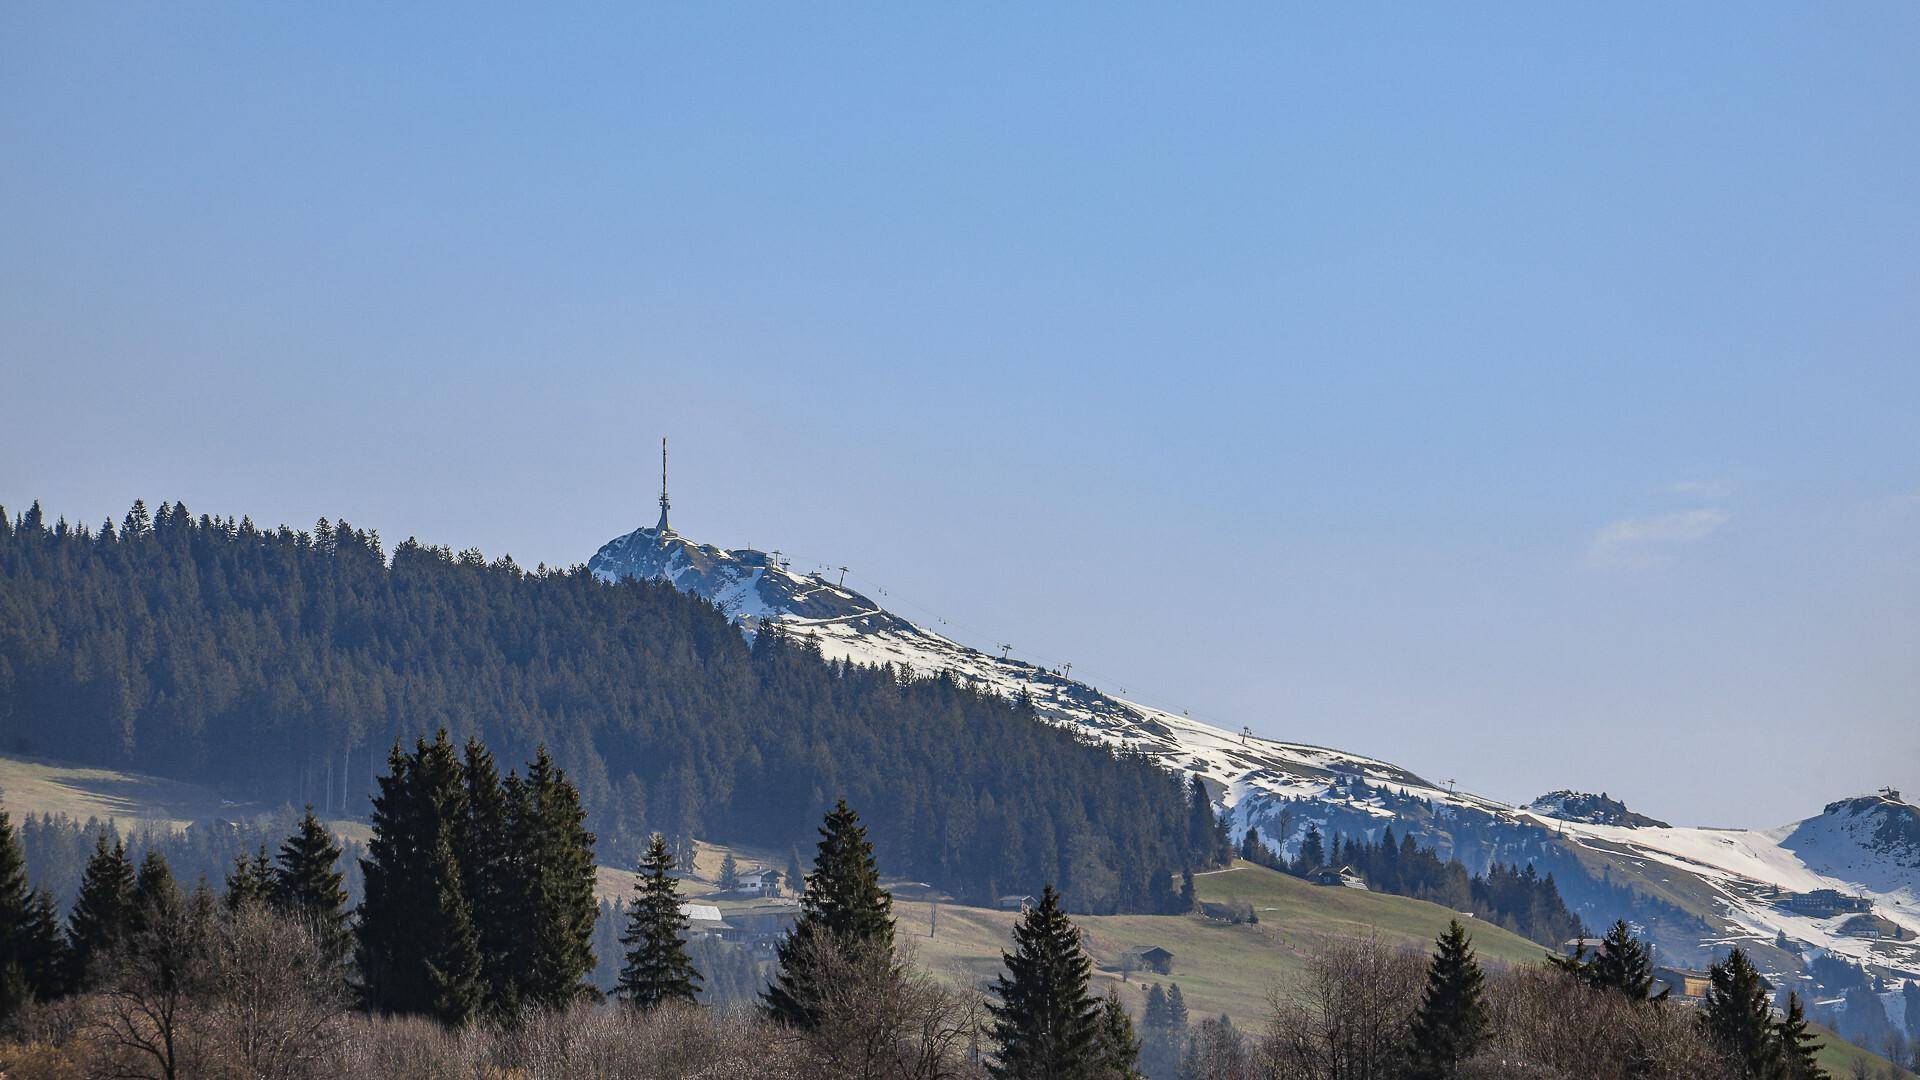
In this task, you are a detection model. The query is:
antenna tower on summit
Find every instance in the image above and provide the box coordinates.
[656,437,672,533]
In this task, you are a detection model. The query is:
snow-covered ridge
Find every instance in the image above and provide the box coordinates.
[1528,790,1670,829]
[589,523,1920,979]
[588,525,1486,816]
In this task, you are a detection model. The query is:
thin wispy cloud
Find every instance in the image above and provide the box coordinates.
[1588,508,1730,569]
[1668,479,1732,499]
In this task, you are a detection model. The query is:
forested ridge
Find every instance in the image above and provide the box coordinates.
[0,500,1214,910]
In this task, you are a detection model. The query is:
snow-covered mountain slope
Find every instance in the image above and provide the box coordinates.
[588,525,1487,812]
[1532,795,1920,975]
[1528,790,1670,829]
[590,522,1919,980]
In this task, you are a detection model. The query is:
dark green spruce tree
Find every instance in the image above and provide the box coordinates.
[617,833,700,1010]
[765,799,896,1028]
[0,811,65,1023]
[356,732,484,1024]
[1552,919,1661,1000]
[1138,981,1191,1079]
[987,885,1103,1079]
[1406,920,1491,1079]
[1297,824,1326,874]
[63,835,136,991]
[510,747,600,1008]
[1094,987,1142,1077]
[131,849,179,933]
[272,807,351,966]
[1238,826,1264,864]
[1774,992,1827,1080]
[787,846,806,897]
[457,740,521,1015]
[223,846,275,912]
[1702,948,1784,1080]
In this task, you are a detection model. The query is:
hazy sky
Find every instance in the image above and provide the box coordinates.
[5,5,1916,828]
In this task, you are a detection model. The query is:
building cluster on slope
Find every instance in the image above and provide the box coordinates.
[1776,888,1874,919]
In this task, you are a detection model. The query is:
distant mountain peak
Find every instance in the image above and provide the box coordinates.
[588,525,914,635]
[1807,790,1920,870]
[588,516,1920,982]
[1527,790,1670,829]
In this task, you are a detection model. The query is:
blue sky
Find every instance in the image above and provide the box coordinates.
[4,5,1916,826]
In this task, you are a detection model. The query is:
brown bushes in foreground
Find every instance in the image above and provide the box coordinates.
[319,1004,806,1079]
[1255,934,1742,1080]
[9,994,959,1079]
[2,895,987,1080]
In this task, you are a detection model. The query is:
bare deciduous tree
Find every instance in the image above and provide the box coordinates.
[81,891,218,1080]
[205,900,350,1079]
[772,927,985,1080]
[1263,935,1424,1080]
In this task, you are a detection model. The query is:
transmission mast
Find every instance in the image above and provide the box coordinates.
[655,437,672,533]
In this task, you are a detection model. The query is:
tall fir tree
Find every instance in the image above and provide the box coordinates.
[1702,948,1785,1080]
[1142,983,1166,1029]
[765,799,896,1028]
[617,833,701,1010]
[987,885,1103,1079]
[131,849,179,932]
[0,811,65,1022]
[457,740,521,1015]
[786,846,806,896]
[222,846,275,912]
[272,807,351,966]
[356,732,484,1024]
[64,835,136,991]
[1775,992,1827,1080]
[1297,823,1326,874]
[1406,920,1491,1080]
[1184,777,1229,866]
[1238,826,1263,864]
[511,747,600,1008]
[1552,919,1662,1001]
[1139,983,1179,1080]
[718,852,740,892]
[1094,987,1143,1078]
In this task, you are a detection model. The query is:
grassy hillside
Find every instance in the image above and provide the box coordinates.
[0,753,240,831]
[12,759,1906,1076]
[1810,1021,1918,1079]
[897,859,1546,1028]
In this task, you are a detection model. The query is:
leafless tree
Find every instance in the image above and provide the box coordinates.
[80,891,218,1080]
[203,900,350,1079]
[1262,934,1424,1080]
[1181,1014,1259,1080]
[1462,964,1734,1080]
[771,928,985,1080]
[318,1001,812,1079]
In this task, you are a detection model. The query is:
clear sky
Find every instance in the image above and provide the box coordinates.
[4,5,1916,828]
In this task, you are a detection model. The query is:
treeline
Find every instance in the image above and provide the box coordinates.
[13,810,365,916]
[1799,954,1919,1069]
[0,732,1140,1077]
[1239,822,1585,945]
[1175,924,1832,1080]
[3,733,1865,1079]
[0,499,1216,909]
[12,811,775,1005]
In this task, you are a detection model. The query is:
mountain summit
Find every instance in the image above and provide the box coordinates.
[590,508,1920,983]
